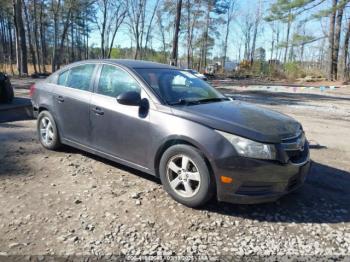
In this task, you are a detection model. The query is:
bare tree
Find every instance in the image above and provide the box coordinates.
[170,0,182,66]
[241,14,254,61]
[250,0,262,64]
[95,0,128,58]
[39,0,47,72]
[156,8,167,62]
[23,0,37,74]
[343,18,350,80]
[332,0,346,80]
[328,0,337,80]
[183,0,202,68]
[32,0,42,72]
[200,0,213,70]
[222,0,235,68]
[128,0,146,59]
[12,0,28,75]
[269,21,281,61]
[282,10,294,64]
[56,1,72,69]
[144,0,160,52]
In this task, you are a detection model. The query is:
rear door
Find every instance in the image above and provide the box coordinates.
[52,63,97,146]
[90,64,151,167]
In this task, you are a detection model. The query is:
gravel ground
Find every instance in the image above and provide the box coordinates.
[0,83,350,260]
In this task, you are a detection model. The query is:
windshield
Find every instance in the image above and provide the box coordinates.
[135,68,226,105]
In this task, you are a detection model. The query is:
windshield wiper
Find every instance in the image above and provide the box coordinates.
[169,99,195,106]
[169,97,229,106]
[193,97,229,104]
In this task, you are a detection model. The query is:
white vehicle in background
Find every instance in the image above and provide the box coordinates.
[183,69,208,81]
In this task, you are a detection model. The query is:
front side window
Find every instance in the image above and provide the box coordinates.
[63,64,95,91]
[136,69,226,105]
[97,65,140,97]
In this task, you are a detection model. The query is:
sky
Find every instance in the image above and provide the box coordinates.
[89,0,330,62]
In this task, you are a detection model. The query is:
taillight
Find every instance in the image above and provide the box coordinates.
[29,84,36,97]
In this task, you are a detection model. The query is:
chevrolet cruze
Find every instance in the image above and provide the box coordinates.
[31,60,310,207]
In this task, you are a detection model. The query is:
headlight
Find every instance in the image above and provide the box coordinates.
[216,130,276,160]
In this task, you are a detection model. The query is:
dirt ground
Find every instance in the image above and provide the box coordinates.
[0,80,350,260]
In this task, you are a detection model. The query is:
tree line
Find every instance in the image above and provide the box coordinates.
[1,0,350,81]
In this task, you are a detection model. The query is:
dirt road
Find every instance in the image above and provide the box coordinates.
[0,83,349,259]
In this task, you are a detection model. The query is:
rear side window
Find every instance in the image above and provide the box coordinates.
[57,70,69,86]
[57,64,95,90]
[66,64,95,91]
[97,65,140,97]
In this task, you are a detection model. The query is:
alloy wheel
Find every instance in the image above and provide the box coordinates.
[39,116,55,146]
[166,154,201,198]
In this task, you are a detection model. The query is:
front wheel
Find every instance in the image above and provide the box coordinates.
[159,144,214,208]
[37,111,61,150]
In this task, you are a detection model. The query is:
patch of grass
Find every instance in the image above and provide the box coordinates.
[0,63,51,75]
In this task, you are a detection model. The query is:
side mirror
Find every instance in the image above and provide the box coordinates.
[116,91,141,106]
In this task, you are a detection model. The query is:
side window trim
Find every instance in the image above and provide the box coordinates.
[92,63,103,94]
[89,63,101,93]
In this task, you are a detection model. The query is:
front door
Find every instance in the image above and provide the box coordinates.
[90,64,151,167]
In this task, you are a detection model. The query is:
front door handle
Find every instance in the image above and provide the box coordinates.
[92,106,104,115]
[56,96,64,103]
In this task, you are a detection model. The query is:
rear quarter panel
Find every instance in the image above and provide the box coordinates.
[32,80,55,115]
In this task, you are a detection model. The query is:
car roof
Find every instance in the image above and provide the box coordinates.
[65,59,177,70]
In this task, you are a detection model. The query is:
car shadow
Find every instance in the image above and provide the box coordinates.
[3,127,346,225]
[205,161,350,223]
[0,121,40,176]
[308,140,328,150]
[60,145,350,223]
[59,145,161,184]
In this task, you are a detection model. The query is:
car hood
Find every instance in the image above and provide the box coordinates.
[171,101,301,143]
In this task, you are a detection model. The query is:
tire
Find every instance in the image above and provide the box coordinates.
[159,144,214,208]
[37,111,61,150]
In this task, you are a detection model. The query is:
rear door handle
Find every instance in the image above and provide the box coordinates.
[92,106,104,115]
[56,96,64,103]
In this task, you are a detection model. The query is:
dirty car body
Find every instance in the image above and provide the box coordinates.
[31,59,310,206]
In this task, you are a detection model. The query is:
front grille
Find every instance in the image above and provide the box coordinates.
[286,149,304,162]
[281,129,308,163]
[236,184,273,196]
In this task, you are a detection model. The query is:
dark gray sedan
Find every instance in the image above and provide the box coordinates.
[31,59,310,207]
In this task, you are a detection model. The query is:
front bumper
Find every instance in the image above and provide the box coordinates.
[214,154,310,204]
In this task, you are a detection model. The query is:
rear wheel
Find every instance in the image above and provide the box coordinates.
[159,144,214,208]
[37,111,61,150]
